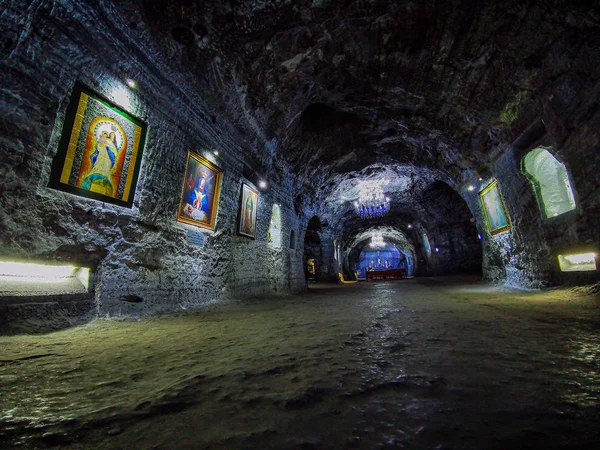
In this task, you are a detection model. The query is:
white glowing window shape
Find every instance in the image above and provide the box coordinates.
[0,261,91,295]
[334,240,338,263]
[423,233,431,256]
[558,253,597,272]
[0,261,76,279]
[522,147,576,218]
[268,204,282,247]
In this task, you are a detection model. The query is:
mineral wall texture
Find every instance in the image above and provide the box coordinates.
[0,0,305,324]
[2,0,600,329]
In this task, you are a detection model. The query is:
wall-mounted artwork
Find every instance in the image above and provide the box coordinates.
[238,182,258,238]
[48,82,147,208]
[479,179,511,235]
[177,151,223,231]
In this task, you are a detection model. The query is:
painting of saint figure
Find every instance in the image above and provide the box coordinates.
[238,183,258,238]
[177,151,223,230]
[479,179,512,235]
[48,83,146,208]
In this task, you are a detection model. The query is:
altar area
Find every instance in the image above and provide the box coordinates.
[365,268,408,281]
[354,247,414,281]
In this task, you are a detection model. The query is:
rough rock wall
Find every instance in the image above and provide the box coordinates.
[0,0,304,321]
[466,124,600,288]
[316,229,337,282]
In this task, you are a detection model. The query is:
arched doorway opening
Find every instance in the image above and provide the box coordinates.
[303,216,323,282]
[345,227,417,281]
[356,245,414,279]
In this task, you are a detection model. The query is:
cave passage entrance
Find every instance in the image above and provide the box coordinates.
[303,216,324,282]
[356,246,414,279]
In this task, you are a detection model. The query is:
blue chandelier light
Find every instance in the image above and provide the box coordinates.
[354,189,390,219]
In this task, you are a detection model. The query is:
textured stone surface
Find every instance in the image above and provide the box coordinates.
[0,0,305,324]
[0,279,599,448]
[2,0,600,326]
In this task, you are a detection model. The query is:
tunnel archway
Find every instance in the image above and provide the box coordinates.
[418,181,482,275]
[345,226,416,280]
[303,215,324,282]
[356,244,414,279]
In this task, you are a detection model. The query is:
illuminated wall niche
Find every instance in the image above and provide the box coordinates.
[522,147,576,218]
[0,261,91,297]
[558,253,597,272]
[268,204,282,247]
[423,233,432,257]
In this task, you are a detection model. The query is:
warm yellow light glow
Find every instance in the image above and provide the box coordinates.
[467,185,475,191]
[558,253,597,272]
[0,262,76,279]
[126,79,137,89]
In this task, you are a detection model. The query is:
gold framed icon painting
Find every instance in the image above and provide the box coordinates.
[479,179,512,235]
[177,151,223,231]
[48,82,147,208]
[238,182,258,238]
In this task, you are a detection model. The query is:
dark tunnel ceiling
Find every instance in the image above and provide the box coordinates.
[132,0,600,227]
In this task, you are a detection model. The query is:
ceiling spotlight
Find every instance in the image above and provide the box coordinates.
[408,224,412,229]
[467,185,475,191]
[259,180,267,189]
[126,79,137,89]
[213,151,219,156]
[478,177,483,181]
[435,247,440,253]
[385,197,390,202]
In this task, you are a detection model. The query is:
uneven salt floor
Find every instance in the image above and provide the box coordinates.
[1,277,599,449]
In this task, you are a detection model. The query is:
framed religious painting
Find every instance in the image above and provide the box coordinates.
[48,82,147,208]
[177,151,223,231]
[479,179,512,235]
[238,182,258,239]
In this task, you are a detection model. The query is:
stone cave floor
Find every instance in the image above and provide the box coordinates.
[1,276,599,449]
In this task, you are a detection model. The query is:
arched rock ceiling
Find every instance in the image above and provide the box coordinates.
[345,226,414,254]
[131,0,600,222]
[319,163,442,227]
[320,166,471,233]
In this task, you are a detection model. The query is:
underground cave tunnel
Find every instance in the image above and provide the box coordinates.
[1,0,599,448]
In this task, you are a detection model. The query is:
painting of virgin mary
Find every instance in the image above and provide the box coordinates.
[239,183,258,238]
[48,82,147,208]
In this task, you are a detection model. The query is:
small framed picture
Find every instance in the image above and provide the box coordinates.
[479,179,511,235]
[48,83,147,207]
[238,182,258,239]
[177,151,223,231]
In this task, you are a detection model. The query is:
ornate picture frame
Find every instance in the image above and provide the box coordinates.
[177,151,223,231]
[48,82,147,208]
[479,179,511,235]
[238,182,258,239]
